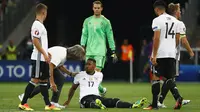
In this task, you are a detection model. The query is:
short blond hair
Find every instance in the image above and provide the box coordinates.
[93,0,103,7]
[168,3,180,15]
[36,3,48,14]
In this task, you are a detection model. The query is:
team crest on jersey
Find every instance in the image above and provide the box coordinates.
[34,30,39,35]
[89,77,93,81]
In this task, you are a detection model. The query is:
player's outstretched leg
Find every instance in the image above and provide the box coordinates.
[132,97,148,108]
[95,99,106,109]
[100,97,147,109]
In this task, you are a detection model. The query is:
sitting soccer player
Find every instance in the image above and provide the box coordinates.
[63,58,147,109]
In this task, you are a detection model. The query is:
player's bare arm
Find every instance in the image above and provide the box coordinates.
[175,33,180,47]
[49,63,57,92]
[58,65,78,77]
[152,30,160,65]
[32,37,50,63]
[48,52,51,59]
[181,37,194,57]
[63,84,79,107]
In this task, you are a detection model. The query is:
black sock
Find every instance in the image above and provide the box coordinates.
[159,80,170,104]
[161,79,182,102]
[152,80,160,108]
[29,86,41,99]
[21,81,36,105]
[170,83,181,101]
[116,101,133,108]
[29,83,50,99]
[39,82,51,106]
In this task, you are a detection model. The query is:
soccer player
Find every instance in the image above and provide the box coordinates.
[18,3,60,111]
[143,0,183,110]
[63,58,147,109]
[80,0,118,95]
[18,45,85,109]
[157,3,194,108]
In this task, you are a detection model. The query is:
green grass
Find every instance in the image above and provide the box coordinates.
[0,82,200,112]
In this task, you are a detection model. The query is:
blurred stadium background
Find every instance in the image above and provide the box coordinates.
[0,0,200,111]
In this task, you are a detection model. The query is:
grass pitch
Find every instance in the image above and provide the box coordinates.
[0,82,200,112]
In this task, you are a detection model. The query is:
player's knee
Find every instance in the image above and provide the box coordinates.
[106,98,120,107]
[111,98,120,107]
[113,98,120,103]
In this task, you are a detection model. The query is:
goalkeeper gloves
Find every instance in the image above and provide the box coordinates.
[111,50,118,63]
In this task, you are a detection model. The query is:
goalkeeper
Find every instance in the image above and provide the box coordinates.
[80,0,117,95]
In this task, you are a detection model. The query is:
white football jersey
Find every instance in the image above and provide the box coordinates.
[31,20,48,61]
[176,20,186,61]
[73,71,103,101]
[152,13,180,59]
[48,46,67,67]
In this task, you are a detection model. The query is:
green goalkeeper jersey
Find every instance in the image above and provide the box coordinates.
[80,15,115,56]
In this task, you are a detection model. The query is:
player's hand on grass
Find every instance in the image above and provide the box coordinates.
[50,82,58,92]
[111,50,118,63]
